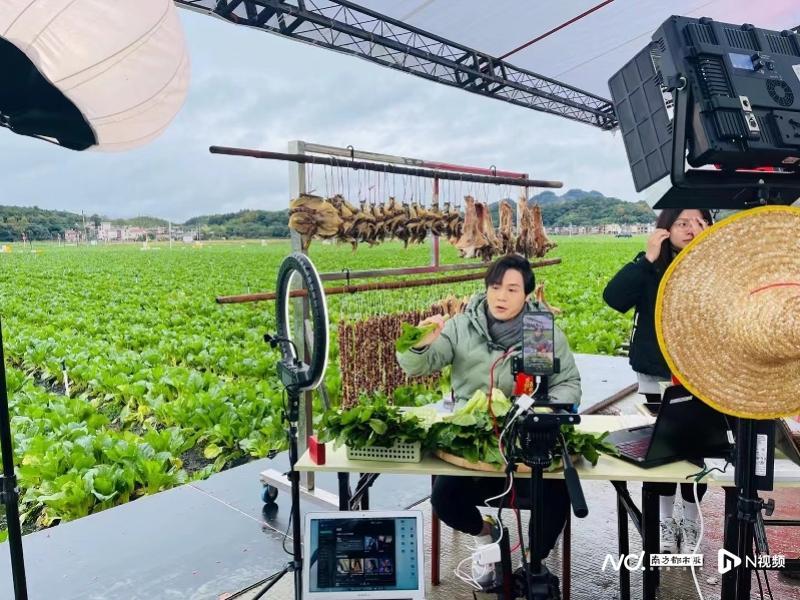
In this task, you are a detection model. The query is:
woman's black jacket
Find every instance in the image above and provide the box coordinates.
[602,251,671,379]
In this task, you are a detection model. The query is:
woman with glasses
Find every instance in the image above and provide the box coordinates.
[603,208,713,555]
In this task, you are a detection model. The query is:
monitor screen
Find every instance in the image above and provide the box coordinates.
[306,515,421,595]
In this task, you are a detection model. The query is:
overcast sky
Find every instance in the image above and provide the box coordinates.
[0,9,648,222]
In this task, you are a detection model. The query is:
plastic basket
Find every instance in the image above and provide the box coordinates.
[345,441,422,463]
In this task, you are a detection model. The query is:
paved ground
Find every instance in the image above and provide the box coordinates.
[234,483,800,600]
[1,354,798,599]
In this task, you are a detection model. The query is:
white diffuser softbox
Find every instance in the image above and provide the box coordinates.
[0,0,190,151]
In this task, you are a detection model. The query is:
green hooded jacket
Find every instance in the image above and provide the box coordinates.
[396,293,581,406]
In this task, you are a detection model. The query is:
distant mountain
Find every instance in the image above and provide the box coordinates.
[0,205,83,241]
[530,190,559,205]
[558,189,606,202]
[184,209,289,238]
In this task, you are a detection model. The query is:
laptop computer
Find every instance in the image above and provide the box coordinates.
[302,510,426,600]
[605,385,734,468]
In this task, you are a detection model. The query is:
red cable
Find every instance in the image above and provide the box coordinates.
[498,0,616,61]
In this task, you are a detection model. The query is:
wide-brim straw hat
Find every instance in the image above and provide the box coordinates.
[656,205,800,419]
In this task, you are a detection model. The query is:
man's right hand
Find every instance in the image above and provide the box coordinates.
[414,314,447,348]
[644,228,670,263]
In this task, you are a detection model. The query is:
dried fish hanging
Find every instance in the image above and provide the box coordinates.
[337,295,468,408]
[288,156,557,261]
[289,165,465,252]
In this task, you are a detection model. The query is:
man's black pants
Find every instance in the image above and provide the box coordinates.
[431,475,570,558]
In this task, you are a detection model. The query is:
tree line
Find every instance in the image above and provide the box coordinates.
[1,194,652,242]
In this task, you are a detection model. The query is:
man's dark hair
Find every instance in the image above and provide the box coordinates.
[484,254,535,295]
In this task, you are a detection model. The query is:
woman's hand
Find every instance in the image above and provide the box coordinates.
[644,228,670,263]
[690,216,709,235]
[414,314,447,348]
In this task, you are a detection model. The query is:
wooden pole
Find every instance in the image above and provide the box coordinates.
[216,258,562,304]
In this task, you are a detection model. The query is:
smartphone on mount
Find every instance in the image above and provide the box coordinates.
[522,310,555,376]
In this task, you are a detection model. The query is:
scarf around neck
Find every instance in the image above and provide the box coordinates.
[485,304,525,350]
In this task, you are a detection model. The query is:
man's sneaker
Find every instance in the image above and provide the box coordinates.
[471,516,501,586]
[680,517,701,553]
[660,517,680,554]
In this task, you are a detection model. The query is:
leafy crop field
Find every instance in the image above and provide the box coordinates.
[0,236,641,535]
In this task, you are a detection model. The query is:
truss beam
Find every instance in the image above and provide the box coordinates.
[175,0,618,130]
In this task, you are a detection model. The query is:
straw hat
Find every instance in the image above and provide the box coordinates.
[656,205,800,419]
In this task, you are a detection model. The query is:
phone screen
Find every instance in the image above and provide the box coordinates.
[522,311,555,375]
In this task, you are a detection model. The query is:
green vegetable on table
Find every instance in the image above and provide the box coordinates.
[429,388,617,468]
[317,387,618,469]
[317,396,427,450]
[395,322,438,353]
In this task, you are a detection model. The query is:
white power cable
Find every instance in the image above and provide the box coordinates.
[455,387,539,590]
[454,554,484,590]
[689,480,705,600]
[484,387,540,543]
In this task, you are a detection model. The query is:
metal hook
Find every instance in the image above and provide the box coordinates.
[346,145,355,161]
[489,165,497,177]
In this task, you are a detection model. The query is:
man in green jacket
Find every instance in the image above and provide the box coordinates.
[396,254,581,589]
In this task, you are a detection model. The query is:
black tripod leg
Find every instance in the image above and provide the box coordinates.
[734,418,760,600]
[283,389,304,600]
[641,483,659,600]
[721,486,739,598]
[289,467,303,596]
[252,567,290,600]
[735,516,754,598]
[754,512,770,556]
[499,526,513,600]
[0,319,28,600]
[337,472,350,510]
[615,483,631,600]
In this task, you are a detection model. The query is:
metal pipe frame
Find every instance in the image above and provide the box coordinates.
[175,0,618,130]
[209,147,562,188]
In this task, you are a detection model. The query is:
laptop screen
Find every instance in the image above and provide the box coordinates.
[648,387,734,462]
[303,510,424,600]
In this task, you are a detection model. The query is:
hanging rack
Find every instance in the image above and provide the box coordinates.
[210,141,562,283]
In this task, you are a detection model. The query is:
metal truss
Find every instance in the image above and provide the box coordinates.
[175,0,618,130]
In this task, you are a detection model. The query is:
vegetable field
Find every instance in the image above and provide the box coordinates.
[0,236,640,536]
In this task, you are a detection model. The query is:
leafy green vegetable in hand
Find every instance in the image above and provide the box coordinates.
[317,395,428,449]
[395,322,437,353]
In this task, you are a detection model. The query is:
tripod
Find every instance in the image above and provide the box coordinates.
[0,318,29,600]
[721,417,780,600]
[252,252,329,600]
[252,375,304,600]
[513,405,588,600]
